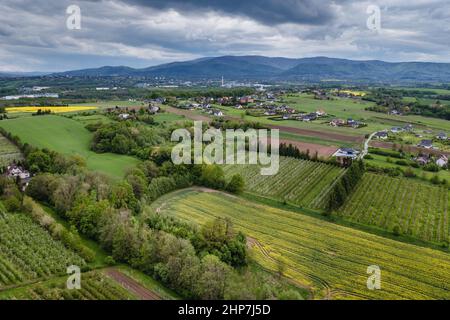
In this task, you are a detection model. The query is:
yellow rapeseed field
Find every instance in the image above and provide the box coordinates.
[5,106,97,113]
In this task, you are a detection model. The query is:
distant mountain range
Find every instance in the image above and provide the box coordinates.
[0,71,51,77]
[6,56,450,83]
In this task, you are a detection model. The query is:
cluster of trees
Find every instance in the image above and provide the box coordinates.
[279,143,315,161]
[210,119,265,131]
[326,160,365,213]
[146,87,255,100]
[90,122,168,158]
[146,211,247,268]
[32,109,52,116]
[364,89,450,120]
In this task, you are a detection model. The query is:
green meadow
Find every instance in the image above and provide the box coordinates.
[0,115,139,178]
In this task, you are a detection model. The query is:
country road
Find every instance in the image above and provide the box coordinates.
[359,131,377,159]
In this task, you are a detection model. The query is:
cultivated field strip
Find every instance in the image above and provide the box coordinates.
[0,135,22,167]
[223,157,345,210]
[153,189,450,300]
[0,212,85,288]
[339,173,450,244]
[0,271,136,300]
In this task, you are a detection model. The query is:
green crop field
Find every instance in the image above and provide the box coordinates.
[0,134,22,167]
[0,271,136,300]
[223,157,345,210]
[338,173,450,245]
[0,210,85,288]
[152,189,450,300]
[0,115,139,178]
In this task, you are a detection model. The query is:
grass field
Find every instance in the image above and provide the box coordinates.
[0,271,136,300]
[0,134,22,167]
[0,115,139,178]
[338,173,450,245]
[152,189,450,300]
[0,210,85,289]
[223,157,345,210]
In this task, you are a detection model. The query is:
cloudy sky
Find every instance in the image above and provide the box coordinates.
[1,0,449,72]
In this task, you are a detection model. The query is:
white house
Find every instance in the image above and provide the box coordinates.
[436,155,448,167]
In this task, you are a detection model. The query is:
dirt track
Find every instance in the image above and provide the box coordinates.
[105,268,162,300]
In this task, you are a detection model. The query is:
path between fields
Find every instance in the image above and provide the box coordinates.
[105,268,162,300]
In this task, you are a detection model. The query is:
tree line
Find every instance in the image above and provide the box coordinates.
[326,160,365,213]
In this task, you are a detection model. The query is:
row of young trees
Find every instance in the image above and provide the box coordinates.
[326,160,365,213]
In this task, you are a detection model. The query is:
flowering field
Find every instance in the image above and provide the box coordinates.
[338,173,450,245]
[223,157,345,210]
[153,189,450,300]
[5,106,97,113]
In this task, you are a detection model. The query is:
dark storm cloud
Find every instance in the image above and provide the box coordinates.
[123,0,336,25]
[1,0,450,72]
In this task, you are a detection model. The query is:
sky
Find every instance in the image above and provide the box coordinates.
[0,0,449,72]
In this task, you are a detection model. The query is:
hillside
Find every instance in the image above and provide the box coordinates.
[54,56,450,83]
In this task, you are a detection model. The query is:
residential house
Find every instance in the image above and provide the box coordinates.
[375,131,388,139]
[315,109,327,116]
[211,109,223,117]
[403,124,414,132]
[333,148,360,166]
[6,165,31,191]
[118,113,130,120]
[415,155,429,166]
[436,132,448,140]
[436,155,448,167]
[148,105,160,114]
[418,139,433,149]
[329,118,345,127]
[391,127,403,133]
